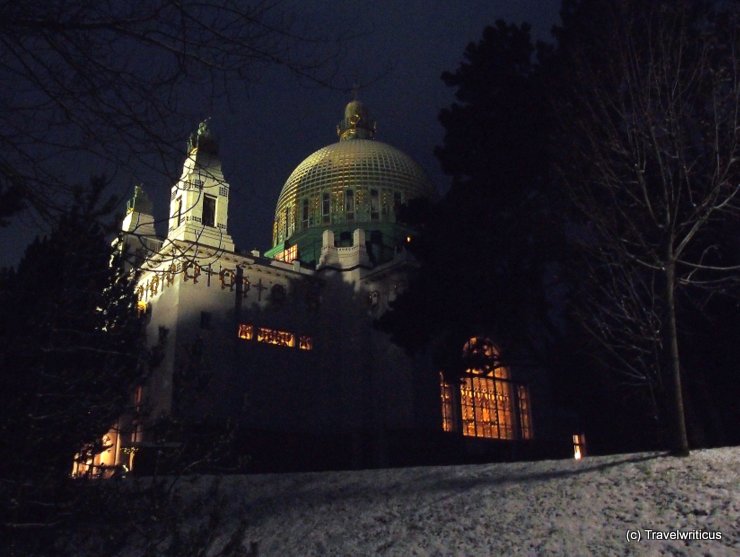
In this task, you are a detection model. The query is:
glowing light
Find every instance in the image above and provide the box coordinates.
[573,433,586,460]
[238,323,253,340]
[274,244,298,263]
[257,326,295,348]
[71,428,121,479]
[440,337,533,441]
[237,323,312,351]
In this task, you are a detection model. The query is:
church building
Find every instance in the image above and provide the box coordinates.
[87,100,552,475]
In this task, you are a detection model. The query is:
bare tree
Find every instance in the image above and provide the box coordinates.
[570,238,665,428]
[0,0,342,223]
[558,0,739,455]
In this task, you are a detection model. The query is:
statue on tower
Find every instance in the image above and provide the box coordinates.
[188,118,218,155]
[126,184,153,215]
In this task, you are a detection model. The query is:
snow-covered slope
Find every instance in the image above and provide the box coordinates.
[129,447,739,556]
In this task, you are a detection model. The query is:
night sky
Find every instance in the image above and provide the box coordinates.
[0,1,561,267]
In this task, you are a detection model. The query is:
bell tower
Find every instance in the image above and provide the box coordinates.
[167,120,235,252]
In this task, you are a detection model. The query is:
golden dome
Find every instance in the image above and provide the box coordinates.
[271,101,433,249]
[272,139,433,247]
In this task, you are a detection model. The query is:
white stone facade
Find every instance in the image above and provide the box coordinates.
[103,108,548,475]
[111,120,433,472]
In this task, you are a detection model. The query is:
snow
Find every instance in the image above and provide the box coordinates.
[123,447,739,556]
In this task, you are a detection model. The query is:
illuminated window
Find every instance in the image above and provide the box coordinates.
[287,245,298,262]
[237,323,312,351]
[257,326,295,348]
[460,374,514,439]
[72,428,121,478]
[440,338,533,441]
[202,195,216,227]
[275,244,298,263]
[237,323,253,340]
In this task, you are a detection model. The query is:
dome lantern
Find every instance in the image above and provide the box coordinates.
[336,100,376,141]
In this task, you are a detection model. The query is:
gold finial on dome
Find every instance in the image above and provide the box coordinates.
[337,99,376,141]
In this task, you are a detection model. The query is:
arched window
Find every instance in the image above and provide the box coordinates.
[440,337,533,440]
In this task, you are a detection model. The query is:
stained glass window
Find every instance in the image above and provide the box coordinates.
[440,337,533,441]
[237,323,312,352]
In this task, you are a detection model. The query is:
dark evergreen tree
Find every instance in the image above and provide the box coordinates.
[0,179,144,549]
[382,2,738,456]
[380,21,562,375]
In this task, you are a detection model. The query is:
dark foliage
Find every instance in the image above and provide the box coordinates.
[382,2,738,455]
[0,179,145,551]
[379,21,563,373]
